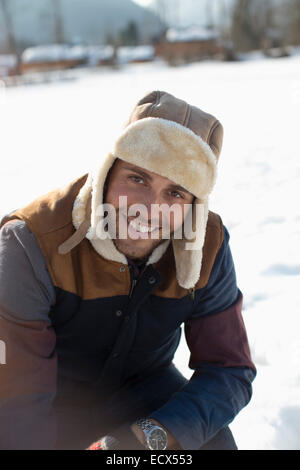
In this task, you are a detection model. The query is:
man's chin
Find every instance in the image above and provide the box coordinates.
[112,237,165,260]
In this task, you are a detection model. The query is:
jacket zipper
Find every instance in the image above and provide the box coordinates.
[188,287,195,301]
[129,265,148,298]
[129,279,137,298]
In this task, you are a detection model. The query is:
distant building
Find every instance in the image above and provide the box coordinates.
[117,45,155,65]
[18,43,155,74]
[20,44,87,73]
[0,55,18,77]
[84,45,115,66]
[261,28,290,58]
[155,25,225,65]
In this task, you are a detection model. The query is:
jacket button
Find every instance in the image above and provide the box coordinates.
[112,352,119,358]
[120,266,126,272]
[116,310,123,317]
[124,316,130,322]
[148,276,156,284]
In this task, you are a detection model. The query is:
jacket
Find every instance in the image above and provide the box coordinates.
[0,173,256,450]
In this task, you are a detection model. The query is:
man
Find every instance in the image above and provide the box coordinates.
[0,90,256,450]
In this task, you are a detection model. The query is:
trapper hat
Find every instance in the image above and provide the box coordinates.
[59,90,223,290]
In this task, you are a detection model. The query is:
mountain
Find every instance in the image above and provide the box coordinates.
[145,0,235,28]
[0,0,161,53]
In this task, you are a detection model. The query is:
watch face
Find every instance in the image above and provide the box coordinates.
[148,428,167,450]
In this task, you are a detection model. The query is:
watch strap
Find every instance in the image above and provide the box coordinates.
[135,418,168,449]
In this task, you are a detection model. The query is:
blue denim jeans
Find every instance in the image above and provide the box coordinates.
[55,363,237,450]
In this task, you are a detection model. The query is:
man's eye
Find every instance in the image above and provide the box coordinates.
[129,175,144,183]
[170,191,183,199]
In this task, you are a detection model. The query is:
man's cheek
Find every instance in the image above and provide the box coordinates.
[164,210,183,234]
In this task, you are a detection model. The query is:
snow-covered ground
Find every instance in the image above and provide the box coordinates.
[1,54,300,450]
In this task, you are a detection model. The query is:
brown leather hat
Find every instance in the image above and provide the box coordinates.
[61,91,223,289]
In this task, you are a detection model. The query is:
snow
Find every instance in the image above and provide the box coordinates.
[1,53,300,450]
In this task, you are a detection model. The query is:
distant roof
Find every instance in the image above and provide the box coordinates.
[117,45,154,64]
[21,44,87,63]
[166,25,219,43]
[20,43,155,66]
[82,45,114,65]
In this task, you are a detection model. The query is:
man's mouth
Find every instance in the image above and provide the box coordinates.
[128,218,158,233]
[126,216,160,239]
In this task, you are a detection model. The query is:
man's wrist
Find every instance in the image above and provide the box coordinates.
[131,422,147,447]
[149,419,182,449]
[131,418,181,450]
[112,423,146,450]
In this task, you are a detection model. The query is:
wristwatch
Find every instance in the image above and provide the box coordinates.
[135,418,168,450]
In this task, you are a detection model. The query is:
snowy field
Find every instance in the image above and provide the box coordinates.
[1,54,300,450]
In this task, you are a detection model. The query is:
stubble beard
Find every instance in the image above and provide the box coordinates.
[111,208,169,260]
[113,235,166,260]
[113,217,166,260]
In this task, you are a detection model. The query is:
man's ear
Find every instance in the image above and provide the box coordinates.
[103,159,118,202]
[103,181,108,202]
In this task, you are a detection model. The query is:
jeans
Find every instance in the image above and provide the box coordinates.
[54,363,237,450]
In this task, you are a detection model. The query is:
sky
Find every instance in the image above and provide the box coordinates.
[133,0,153,6]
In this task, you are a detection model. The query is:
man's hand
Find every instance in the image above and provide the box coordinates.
[131,418,182,450]
[87,425,146,450]
[86,419,182,450]
[87,435,120,450]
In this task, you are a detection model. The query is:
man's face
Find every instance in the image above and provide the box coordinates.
[104,159,195,260]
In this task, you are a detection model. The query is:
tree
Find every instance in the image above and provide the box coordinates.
[0,0,21,71]
[289,0,300,44]
[230,0,278,52]
[155,0,168,28]
[231,0,259,51]
[119,21,140,46]
[52,0,65,44]
[205,0,215,29]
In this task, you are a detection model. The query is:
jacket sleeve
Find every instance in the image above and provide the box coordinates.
[0,220,57,449]
[148,225,256,450]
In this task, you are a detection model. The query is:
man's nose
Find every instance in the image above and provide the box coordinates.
[135,191,163,223]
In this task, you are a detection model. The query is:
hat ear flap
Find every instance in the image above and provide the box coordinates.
[171,197,209,290]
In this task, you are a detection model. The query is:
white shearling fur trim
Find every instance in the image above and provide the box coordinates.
[172,197,209,289]
[113,117,218,199]
[72,172,93,231]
